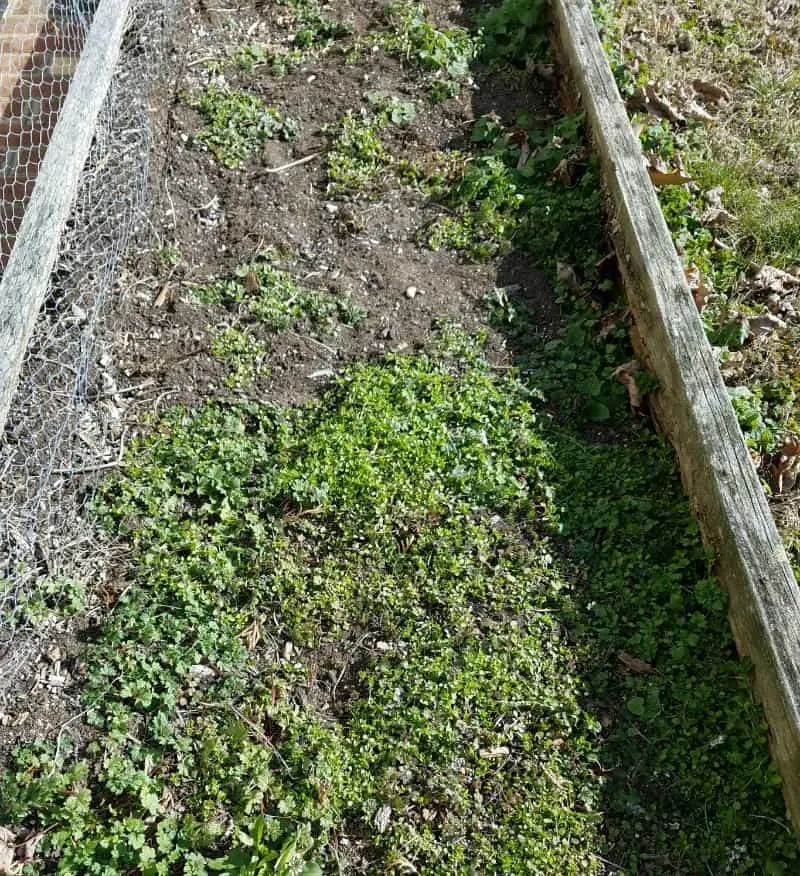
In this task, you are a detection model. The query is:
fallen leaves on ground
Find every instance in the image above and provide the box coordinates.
[613,360,642,411]
[618,652,655,674]
[647,165,692,186]
[770,438,800,493]
[683,264,709,310]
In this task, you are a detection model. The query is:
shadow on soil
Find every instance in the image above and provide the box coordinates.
[464,52,795,873]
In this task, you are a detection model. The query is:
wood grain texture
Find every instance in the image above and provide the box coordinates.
[0,0,130,435]
[552,0,800,828]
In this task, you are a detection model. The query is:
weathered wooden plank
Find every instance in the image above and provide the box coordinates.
[552,0,800,829]
[0,0,130,435]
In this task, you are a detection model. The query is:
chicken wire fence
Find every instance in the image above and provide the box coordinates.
[0,0,173,693]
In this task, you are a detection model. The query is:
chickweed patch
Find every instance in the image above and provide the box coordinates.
[374,2,480,99]
[192,257,365,335]
[186,85,298,168]
[325,111,390,195]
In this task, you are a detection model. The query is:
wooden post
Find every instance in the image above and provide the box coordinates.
[551,0,800,829]
[0,0,130,435]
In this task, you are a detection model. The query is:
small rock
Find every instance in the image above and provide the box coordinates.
[767,293,782,313]
[324,202,339,215]
[405,285,418,299]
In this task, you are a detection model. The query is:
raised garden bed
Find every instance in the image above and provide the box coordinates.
[0,0,797,871]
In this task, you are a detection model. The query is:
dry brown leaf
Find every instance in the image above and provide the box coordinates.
[704,185,725,207]
[692,79,731,103]
[684,102,716,123]
[0,828,20,876]
[552,156,571,183]
[771,438,800,493]
[700,207,737,226]
[627,85,685,124]
[757,264,800,288]
[645,85,685,124]
[556,261,578,289]
[153,283,177,308]
[684,264,709,310]
[648,166,692,186]
[618,652,654,674]
[517,141,531,170]
[613,360,642,410]
[748,313,787,341]
[527,62,556,82]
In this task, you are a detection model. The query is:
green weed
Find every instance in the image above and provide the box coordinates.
[192,257,365,336]
[186,85,298,168]
[325,111,390,195]
[427,112,605,269]
[231,43,304,77]
[209,326,270,388]
[376,2,480,99]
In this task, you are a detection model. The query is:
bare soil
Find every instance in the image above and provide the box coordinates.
[111,0,555,414]
[0,0,558,757]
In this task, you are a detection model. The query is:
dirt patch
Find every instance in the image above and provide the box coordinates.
[109,0,555,416]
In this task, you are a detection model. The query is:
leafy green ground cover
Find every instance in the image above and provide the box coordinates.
[185,85,298,168]
[1,0,797,873]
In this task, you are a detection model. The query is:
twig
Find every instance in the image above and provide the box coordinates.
[287,330,338,357]
[186,54,219,68]
[263,152,321,174]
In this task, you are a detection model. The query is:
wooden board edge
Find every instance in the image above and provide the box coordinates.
[0,0,130,436]
[551,0,800,829]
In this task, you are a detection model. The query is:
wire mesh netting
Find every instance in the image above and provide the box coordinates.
[0,0,173,697]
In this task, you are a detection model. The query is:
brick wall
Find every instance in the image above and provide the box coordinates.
[0,0,84,267]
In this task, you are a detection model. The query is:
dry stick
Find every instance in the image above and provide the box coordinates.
[552,0,800,831]
[262,152,321,174]
[0,0,132,437]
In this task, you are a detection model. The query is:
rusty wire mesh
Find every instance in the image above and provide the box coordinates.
[0,0,173,695]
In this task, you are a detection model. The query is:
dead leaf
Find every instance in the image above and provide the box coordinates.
[479,745,511,758]
[516,140,531,170]
[748,312,787,340]
[647,166,692,186]
[684,102,716,123]
[692,79,731,103]
[618,651,654,674]
[704,185,725,207]
[0,828,20,876]
[771,438,800,493]
[21,832,43,863]
[700,207,737,226]
[552,156,571,184]
[627,85,685,124]
[153,283,177,308]
[613,360,642,410]
[745,264,800,297]
[527,62,556,82]
[556,261,578,289]
[684,264,709,310]
[243,271,259,294]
